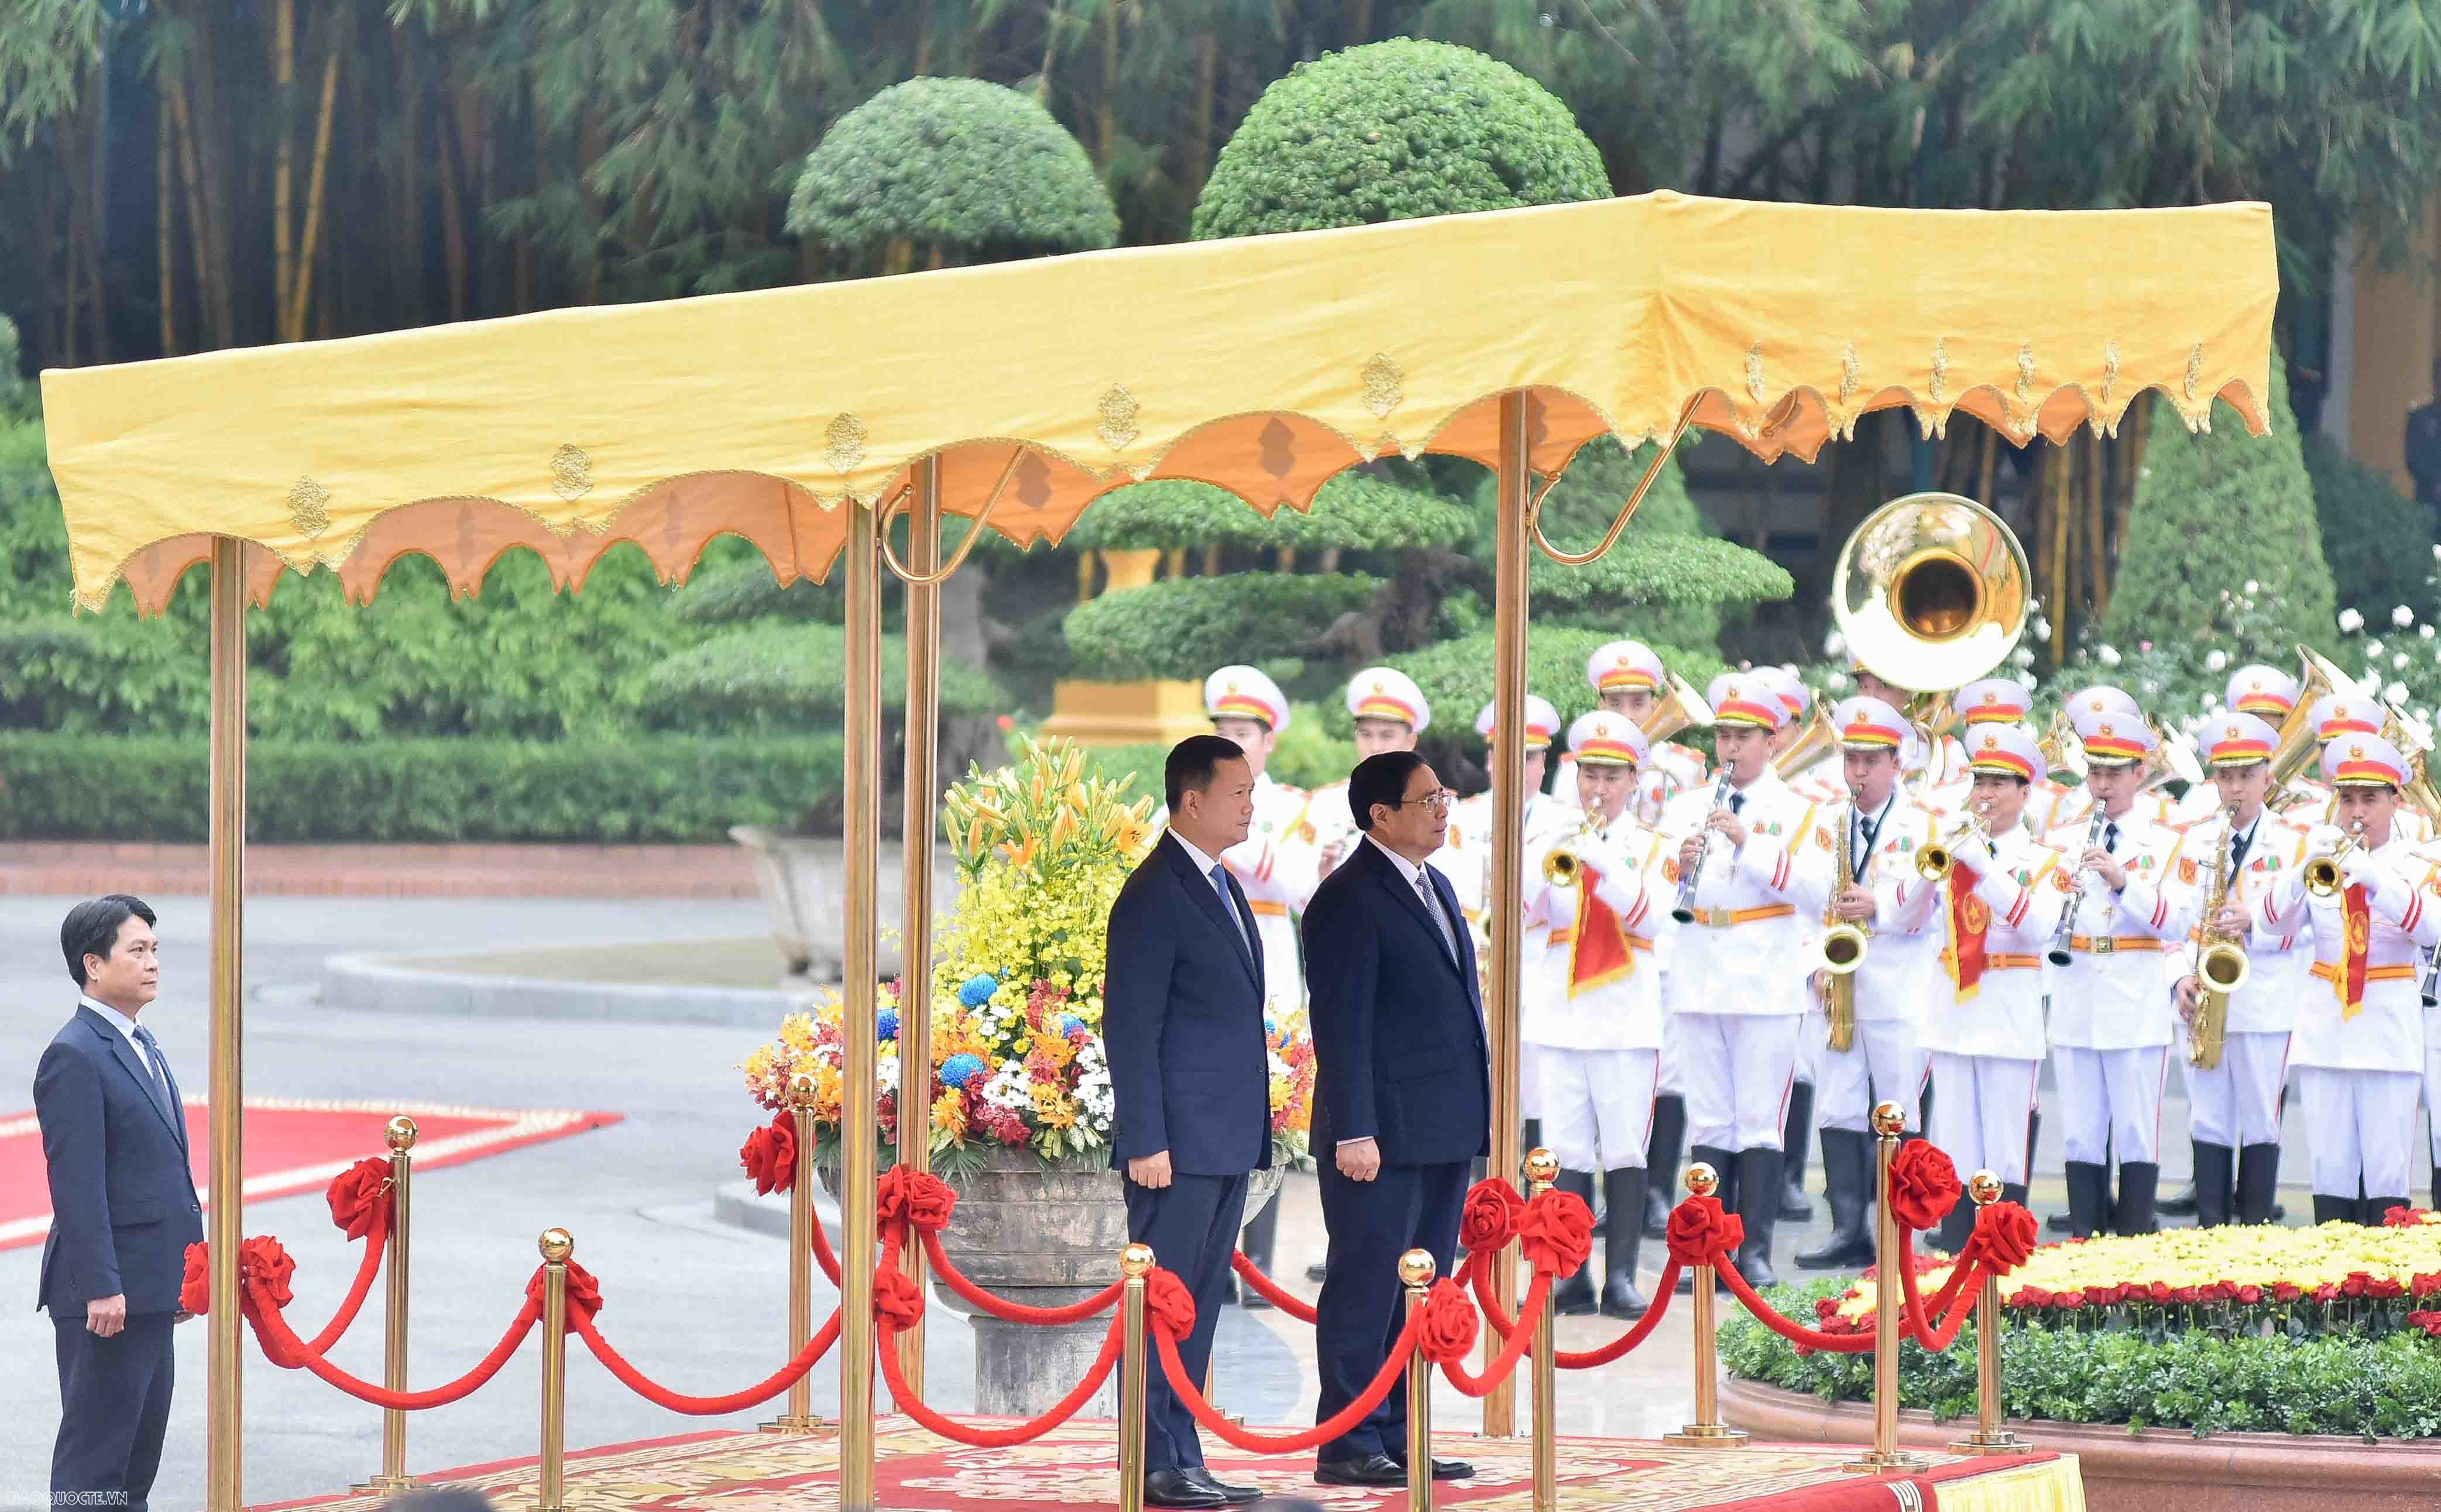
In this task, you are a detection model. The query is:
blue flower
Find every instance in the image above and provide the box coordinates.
[1060,1014,1087,1038]
[877,1008,900,1042]
[940,1052,987,1089]
[958,974,1001,1008]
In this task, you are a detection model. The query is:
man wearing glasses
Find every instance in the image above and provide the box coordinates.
[1301,752,1488,1489]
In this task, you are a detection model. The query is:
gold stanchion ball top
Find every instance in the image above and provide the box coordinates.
[1398,1249,1437,1288]
[1523,1147,1560,1185]
[1120,1242,1156,1278]
[1968,1170,2004,1205]
[385,1115,418,1152]
[1683,1162,1719,1198]
[788,1071,819,1108]
[539,1227,575,1262]
[1870,1101,1908,1138]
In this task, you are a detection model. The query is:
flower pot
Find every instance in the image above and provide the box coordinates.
[730,827,843,978]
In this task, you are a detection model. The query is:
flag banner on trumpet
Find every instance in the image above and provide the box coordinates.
[1564,861,1644,999]
[2336,883,2373,1021]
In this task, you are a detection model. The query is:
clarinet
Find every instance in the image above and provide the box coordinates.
[2046,806,2110,967]
[1671,770,1737,924]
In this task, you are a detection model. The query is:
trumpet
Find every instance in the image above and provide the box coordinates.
[1914,800,1993,882]
[2187,802,2250,1071]
[1670,770,1736,924]
[2303,820,2365,896]
[1541,815,1606,886]
[2045,807,2113,967]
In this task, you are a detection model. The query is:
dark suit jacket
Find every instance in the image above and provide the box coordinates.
[35,1005,204,1317]
[1102,832,1272,1176]
[1302,838,1491,1167]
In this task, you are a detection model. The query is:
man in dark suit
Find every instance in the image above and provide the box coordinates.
[1106,736,1274,1510]
[1302,752,1489,1486]
[36,894,202,1512]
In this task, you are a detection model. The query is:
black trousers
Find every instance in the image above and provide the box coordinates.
[1124,1170,1249,1476]
[53,1310,176,1512]
[1313,1157,1467,1462]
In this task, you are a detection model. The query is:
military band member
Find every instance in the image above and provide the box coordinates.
[1754,663,1834,1221]
[2168,666,2303,826]
[1851,660,1955,792]
[1886,723,2069,1253]
[1192,667,1315,1015]
[1524,712,1670,1319]
[2251,735,2440,1224]
[2296,693,2435,842]
[2045,686,2175,830]
[1306,668,1430,879]
[2044,689,2195,1239]
[1556,640,1711,824]
[1795,696,1944,1270]
[1924,678,2069,831]
[2166,713,2310,1226]
[1662,673,1832,1288]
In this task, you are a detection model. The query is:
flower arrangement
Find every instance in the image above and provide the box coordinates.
[741,734,1319,1171]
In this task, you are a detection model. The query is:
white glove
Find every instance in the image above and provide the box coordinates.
[1948,833,1997,878]
[2338,846,2382,889]
[2306,824,2349,858]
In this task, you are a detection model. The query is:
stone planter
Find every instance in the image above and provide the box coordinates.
[1720,1374,2441,1512]
[730,827,842,978]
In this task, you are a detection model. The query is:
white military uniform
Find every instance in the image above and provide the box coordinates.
[1215,772,1313,1015]
[1815,791,1945,1134]
[2042,806,2194,1166]
[2169,807,2312,1150]
[1523,813,1671,1170]
[1440,787,1573,1117]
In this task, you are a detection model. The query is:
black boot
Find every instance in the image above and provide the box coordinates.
[1600,1167,1650,1318]
[2364,1196,2411,1226]
[2063,1160,2110,1239]
[1677,1144,1739,1294]
[2001,1182,2031,1211]
[1795,1129,1875,1270]
[1643,1095,1687,1240]
[1935,1193,1976,1255]
[1735,1147,1784,1288]
[2234,1143,2281,1226]
[2115,1162,2160,1236]
[1238,1185,1279,1308]
[1522,1118,1543,1160]
[1551,1170,1599,1315]
[1918,1077,1936,1146]
[2191,1143,2235,1229]
[2312,1194,2355,1225]
[2431,1158,2439,1214]
[2158,1139,2202,1217]
[1779,1083,1816,1222]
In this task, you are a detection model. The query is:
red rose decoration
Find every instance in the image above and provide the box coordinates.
[1519,1188,1594,1278]
[526,1257,602,1329]
[2169,1286,2201,1305]
[740,1112,796,1197]
[874,1266,924,1329]
[1664,1196,1744,1268]
[1883,1140,1962,1234]
[325,1157,393,1243]
[2313,1283,2339,1303]
[877,1167,957,1234]
[1958,1201,2037,1276]
[1145,1267,1197,1343]
[2054,1289,2085,1310]
[1815,1296,1840,1321]
[180,1242,210,1315]
[2370,1276,2406,1300]
[2148,1281,2172,1304]
[2343,1272,2371,1298]
[2235,1284,2262,1304]
[2381,1204,2425,1228]
[2413,1273,2441,1299]
[2272,1281,2301,1303]
[1417,1279,1480,1365]
[237,1236,296,1311]
[2011,1287,2048,1308]
[1460,1179,1527,1256]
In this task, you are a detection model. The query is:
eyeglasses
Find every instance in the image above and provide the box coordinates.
[1389,788,1459,811]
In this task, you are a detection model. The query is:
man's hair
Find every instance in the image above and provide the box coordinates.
[62,894,157,987]
[1350,750,1431,833]
[1165,734,1245,812]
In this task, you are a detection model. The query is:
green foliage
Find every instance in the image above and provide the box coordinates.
[1270,704,1362,790]
[2308,434,2439,623]
[672,555,847,626]
[0,315,32,420]
[640,621,1005,728]
[0,733,844,843]
[1065,470,1473,552]
[1061,572,1383,682]
[2098,365,2338,696]
[1192,39,1611,240]
[0,1,101,167]
[1722,1277,2441,1440]
[789,77,1120,263]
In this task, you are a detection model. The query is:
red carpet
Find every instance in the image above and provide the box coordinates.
[255,1421,2082,1511]
[0,1095,623,1252]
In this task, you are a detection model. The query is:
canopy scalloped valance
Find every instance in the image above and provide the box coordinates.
[40,190,2279,617]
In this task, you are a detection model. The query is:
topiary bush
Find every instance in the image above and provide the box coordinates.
[1065,470,1472,554]
[1060,572,1383,683]
[2308,433,2439,626]
[640,621,1005,728]
[788,78,1120,264]
[1192,39,1611,240]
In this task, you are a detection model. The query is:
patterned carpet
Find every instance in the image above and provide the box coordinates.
[255,1420,2079,1512]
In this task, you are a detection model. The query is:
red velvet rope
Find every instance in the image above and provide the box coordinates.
[183,1209,389,1355]
[250,1286,542,1410]
[1892,1233,1985,1352]
[1231,1250,1319,1324]
[1466,1246,1685,1368]
[1714,1252,1874,1353]
[880,1311,1124,1446]
[920,1229,1125,1324]
[812,1207,843,1286]
[1435,1272,1549,1398]
[1156,1305,1426,1455]
[578,1308,843,1415]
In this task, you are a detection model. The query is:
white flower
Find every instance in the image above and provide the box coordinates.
[1824,630,1847,658]
[2423,625,2435,641]
[1826,671,1849,690]
[2097,645,2123,666]
[2010,646,2035,669]
[2340,609,2366,633]
[2033,617,2052,641]
[2203,690,2222,707]
[2205,650,2229,672]
[2398,606,2418,628]
[2244,579,2260,595]
[2432,544,2440,561]
[2398,652,2414,671]
[2388,681,2412,706]
[2367,640,2385,657]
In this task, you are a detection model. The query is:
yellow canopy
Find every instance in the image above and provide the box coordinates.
[40,190,2279,616]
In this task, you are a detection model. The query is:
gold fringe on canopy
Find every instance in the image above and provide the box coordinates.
[40,190,2278,616]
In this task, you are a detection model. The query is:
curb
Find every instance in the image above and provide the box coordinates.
[320,951,799,1027]
[712,1178,845,1244]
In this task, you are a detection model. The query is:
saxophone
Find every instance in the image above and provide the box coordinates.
[2187,804,2251,1071]
[1813,791,1869,1052]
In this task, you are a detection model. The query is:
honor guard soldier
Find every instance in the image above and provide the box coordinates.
[2251,734,2441,1224]
[1306,668,1430,878]
[1925,678,2070,831]
[1795,696,1945,1270]
[2296,693,2435,842]
[1559,640,1710,823]
[1661,673,1832,1288]
[2167,713,2312,1226]
[1524,712,1671,1319]
[1884,722,2069,1252]
[2168,665,2302,826]
[2044,688,2195,1238]
[1192,666,1315,1014]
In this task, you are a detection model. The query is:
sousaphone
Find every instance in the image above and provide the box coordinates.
[1833,493,2034,695]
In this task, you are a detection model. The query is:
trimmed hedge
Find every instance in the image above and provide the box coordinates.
[641,623,1005,727]
[1061,572,1383,682]
[0,734,844,843]
[2307,433,2439,622]
[1065,472,1474,553]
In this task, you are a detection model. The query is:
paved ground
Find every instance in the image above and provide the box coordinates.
[0,843,761,898]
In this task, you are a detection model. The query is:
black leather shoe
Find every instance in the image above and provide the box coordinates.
[1391,1455,1477,1480]
[1304,1260,1330,1284]
[1145,1470,1234,1508]
[1241,1287,1274,1312]
[1183,1467,1259,1504]
[1314,1454,1406,1487]
[1599,1272,1649,1319]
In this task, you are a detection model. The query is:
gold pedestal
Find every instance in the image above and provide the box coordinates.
[1041,678,1212,748]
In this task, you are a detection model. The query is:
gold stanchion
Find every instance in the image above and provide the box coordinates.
[841,496,883,1510]
[537,1228,572,1512]
[1664,1163,1746,1448]
[1846,1102,1926,1474]
[1523,1149,1558,1512]
[1117,1243,1155,1512]
[1484,391,1531,1438]
[206,535,248,1512]
[1401,1249,1437,1512]
[763,1072,824,1434]
[1949,1171,2027,1456]
[353,1116,420,1495]
[899,454,942,1401]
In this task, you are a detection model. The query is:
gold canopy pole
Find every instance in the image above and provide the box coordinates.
[898,456,942,1398]
[1483,391,1531,1437]
[206,536,248,1512]
[842,497,883,1510]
